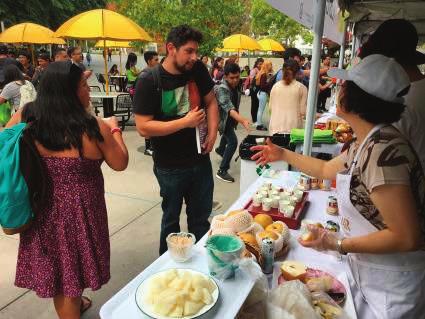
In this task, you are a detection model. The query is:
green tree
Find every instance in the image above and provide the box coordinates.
[0,0,106,30]
[251,0,313,46]
[122,0,250,56]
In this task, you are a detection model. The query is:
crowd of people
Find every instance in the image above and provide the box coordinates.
[1,18,425,319]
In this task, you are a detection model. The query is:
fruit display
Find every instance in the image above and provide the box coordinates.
[142,269,217,318]
[253,213,273,229]
[209,210,291,262]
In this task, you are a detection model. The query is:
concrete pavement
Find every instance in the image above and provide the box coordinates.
[0,54,268,319]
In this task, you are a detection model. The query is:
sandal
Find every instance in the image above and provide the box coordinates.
[80,296,92,314]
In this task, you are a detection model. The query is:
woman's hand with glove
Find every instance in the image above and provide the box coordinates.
[298,224,339,252]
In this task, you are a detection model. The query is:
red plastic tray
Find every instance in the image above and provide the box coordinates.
[244,192,309,229]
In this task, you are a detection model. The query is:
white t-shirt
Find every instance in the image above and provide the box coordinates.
[394,77,425,174]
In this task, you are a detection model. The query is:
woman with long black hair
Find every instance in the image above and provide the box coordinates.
[125,52,140,90]
[13,61,128,319]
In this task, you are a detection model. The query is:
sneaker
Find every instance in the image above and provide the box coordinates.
[215,147,224,157]
[144,148,153,156]
[216,170,235,183]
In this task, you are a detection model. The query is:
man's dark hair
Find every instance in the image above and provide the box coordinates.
[224,62,240,75]
[55,48,67,57]
[18,50,31,61]
[38,52,50,61]
[4,64,24,85]
[283,48,302,61]
[0,45,7,55]
[166,25,203,51]
[322,54,331,61]
[67,46,80,57]
[27,61,103,151]
[143,51,158,63]
[340,81,406,124]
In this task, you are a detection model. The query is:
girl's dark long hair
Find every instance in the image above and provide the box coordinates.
[27,61,103,151]
[4,64,24,85]
[210,57,223,77]
[125,52,137,70]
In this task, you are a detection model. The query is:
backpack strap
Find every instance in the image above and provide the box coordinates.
[151,65,162,108]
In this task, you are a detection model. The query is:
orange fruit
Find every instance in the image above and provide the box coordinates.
[254,214,273,229]
[266,222,284,234]
[238,233,258,247]
[258,230,279,241]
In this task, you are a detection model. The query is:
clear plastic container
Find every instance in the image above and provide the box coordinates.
[166,232,195,262]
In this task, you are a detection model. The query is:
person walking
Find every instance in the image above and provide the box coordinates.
[0,44,22,89]
[86,50,92,67]
[133,25,219,255]
[31,53,50,90]
[141,50,160,156]
[246,58,263,123]
[107,48,112,62]
[211,57,224,83]
[268,60,307,135]
[0,64,36,116]
[255,60,273,131]
[14,61,128,319]
[17,51,34,80]
[215,63,251,183]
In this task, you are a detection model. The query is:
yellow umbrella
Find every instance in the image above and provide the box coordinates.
[55,9,152,94]
[0,22,65,65]
[258,39,285,52]
[94,40,133,48]
[0,22,65,44]
[222,34,260,51]
[94,40,135,74]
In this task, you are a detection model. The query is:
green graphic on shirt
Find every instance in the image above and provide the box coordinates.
[161,84,190,116]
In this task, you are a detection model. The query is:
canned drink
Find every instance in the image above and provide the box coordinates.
[261,238,275,274]
[326,220,340,232]
[327,196,338,215]
[322,179,332,191]
[300,175,311,191]
[311,178,319,190]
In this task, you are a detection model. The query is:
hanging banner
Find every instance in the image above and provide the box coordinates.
[267,0,345,44]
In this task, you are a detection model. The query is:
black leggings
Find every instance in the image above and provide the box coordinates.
[250,90,259,123]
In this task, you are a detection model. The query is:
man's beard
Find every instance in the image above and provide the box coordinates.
[174,60,194,73]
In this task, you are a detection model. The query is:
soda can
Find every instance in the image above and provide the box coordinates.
[326,220,340,232]
[311,178,319,190]
[300,175,311,191]
[261,238,275,274]
[322,179,332,191]
[327,196,338,215]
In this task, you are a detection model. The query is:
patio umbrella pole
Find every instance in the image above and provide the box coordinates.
[119,49,122,75]
[303,0,326,156]
[103,40,109,95]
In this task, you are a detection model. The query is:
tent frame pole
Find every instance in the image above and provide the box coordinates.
[303,0,326,156]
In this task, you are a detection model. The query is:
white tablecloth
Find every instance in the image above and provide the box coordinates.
[100,171,358,319]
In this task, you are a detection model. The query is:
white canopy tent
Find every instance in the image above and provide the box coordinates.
[267,0,425,156]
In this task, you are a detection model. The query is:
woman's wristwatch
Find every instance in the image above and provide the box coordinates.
[336,238,347,255]
[111,127,122,135]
